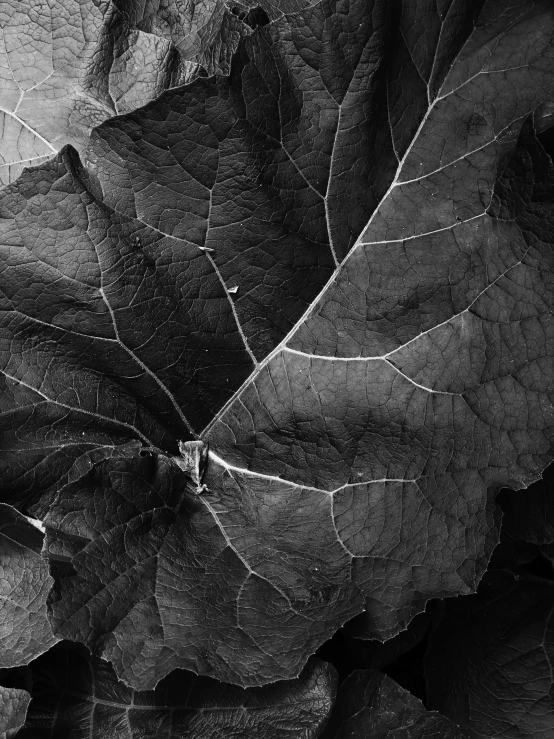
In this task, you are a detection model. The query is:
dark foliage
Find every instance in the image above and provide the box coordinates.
[1,1,554,736]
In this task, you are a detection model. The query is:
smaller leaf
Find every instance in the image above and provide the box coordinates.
[319,669,468,738]
[17,642,337,738]
[496,463,554,546]
[0,685,30,739]
[425,569,554,738]
[0,504,58,668]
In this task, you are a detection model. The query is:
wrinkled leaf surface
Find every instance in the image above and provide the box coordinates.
[0,504,58,668]
[16,643,336,738]
[0,0,252,186]
[320,669,468,739]
[425,569,554,738]
[0,685,30,739]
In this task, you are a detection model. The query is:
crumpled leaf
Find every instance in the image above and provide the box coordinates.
[16,643,337,738]
[0,504,58,667]
[425,569,554,738]
[319,669,468,739]
[0,0,252,186]
[0,685,30,739]
[1,0,554,690]
[0,0,115,186]
[112,0,268,81]
[42,455,355,687]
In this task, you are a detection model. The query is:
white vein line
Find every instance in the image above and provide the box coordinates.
[98,286,195,435]
[1,304,119,343]
[0,238,104,291]
[282,347,373,362]
[16,70,54,101]
[321,47,365,266]
[0,154,51,168]
[541,602,554,685]
[0,105,56,153]
[235,575,250,628]
[209,450,419,494]
[0,369,154,445]
[330,497,356,557]
[97,187,256,364]
[431,0,533,107]
[205,253,258,366]
[11,89,24,116]
[0,401,44,418]
[202,157,257,365]
[0,442,106,451]
[244,37,340,266]
[385,74,400,164]
[323,186,339,267]
[435,64,530,104]
[384,250,529,356]
[199,494,312,621]
[396,116,524,185]
[323,100,342,268]
[426,6,444,105]
[280,347,457,395]
[266,26,325,200]
[245,116,324,200]
[2,31,22,94]
[400,26,428,91]
[383,357,458,395]
[42,688,324,712]
[361,211,487,245]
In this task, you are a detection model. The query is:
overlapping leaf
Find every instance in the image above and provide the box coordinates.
[0,685,30,739]
[497,463,554,546]
[319,669,468,739]
[425,569,554,738]
[1,0,554,691]
[0,504,57,668]
[15,643,336,738]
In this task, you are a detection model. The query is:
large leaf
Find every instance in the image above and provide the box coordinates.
[16,643,337,738]
[0,504,58,667]
[1,0,554,689]
[319,669,468,739]
[425,569,554,738]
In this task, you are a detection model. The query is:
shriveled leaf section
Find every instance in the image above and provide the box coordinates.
[0,0,114,186]
[319,669,468,739]
[0,0,252,186]
[112,0,270,84]
[0,504,58,668]
[425,570,554,738]
[16,643,337,739]
[1,0,554,691]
